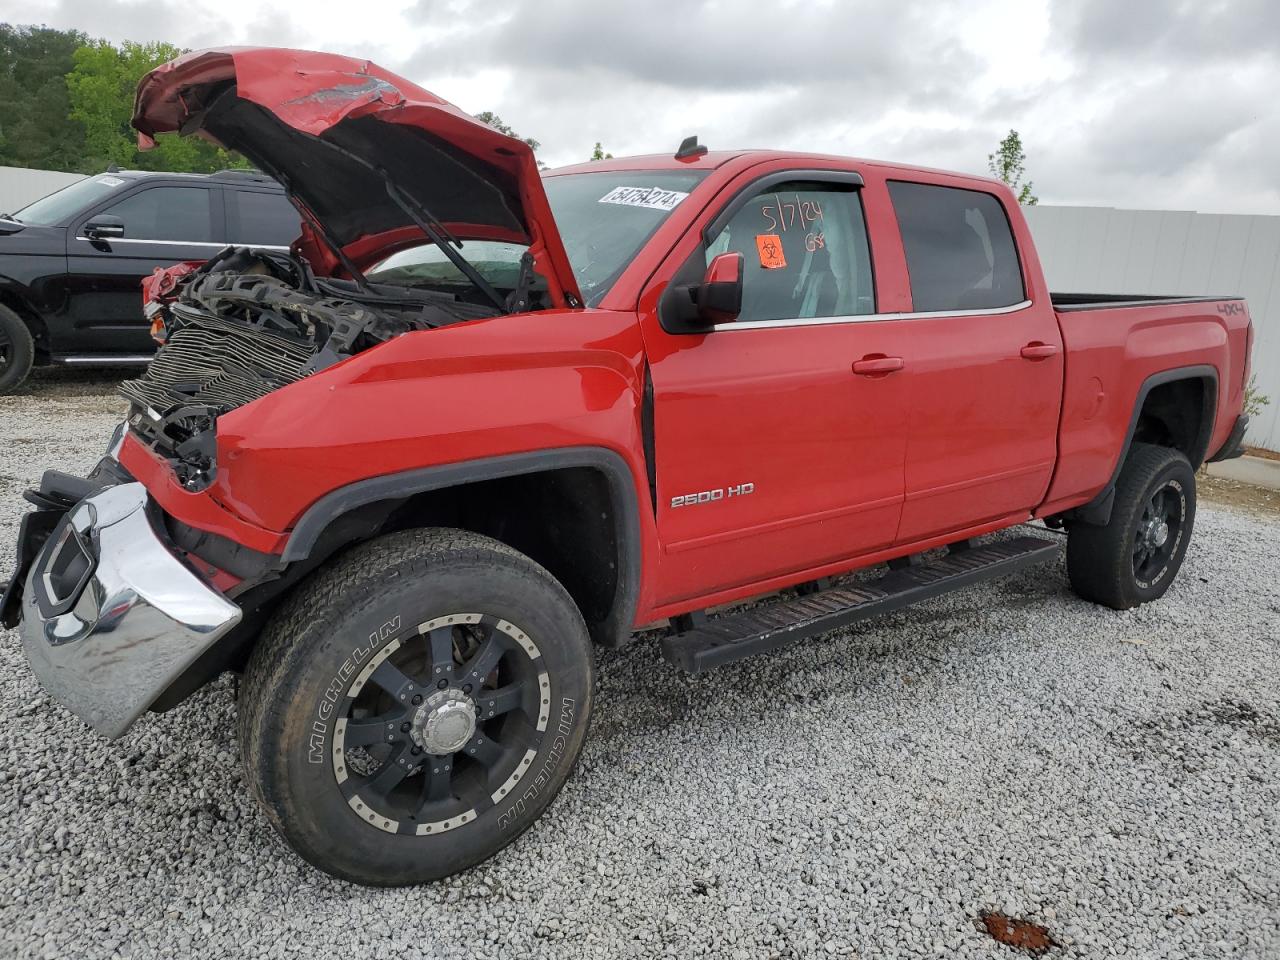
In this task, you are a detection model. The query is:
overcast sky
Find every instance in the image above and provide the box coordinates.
[7,0,1278,214]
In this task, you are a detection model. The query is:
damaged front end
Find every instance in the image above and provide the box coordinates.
[3,46,586,740]
[118,46,583,492]
[120,247,498,490]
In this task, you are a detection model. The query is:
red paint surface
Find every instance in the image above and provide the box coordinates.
[125,54,1253,628]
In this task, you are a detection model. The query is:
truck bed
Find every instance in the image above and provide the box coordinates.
[1042,291,1252,519]
[1051,292,1244,311]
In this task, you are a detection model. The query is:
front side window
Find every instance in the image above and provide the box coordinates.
[705,181,875,323]
[97,186,214,242]
[887,181,1025,313]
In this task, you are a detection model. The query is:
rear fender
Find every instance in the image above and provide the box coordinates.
[1071,364,1217,525]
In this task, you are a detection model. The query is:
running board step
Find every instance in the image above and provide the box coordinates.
[660,535,1060,673]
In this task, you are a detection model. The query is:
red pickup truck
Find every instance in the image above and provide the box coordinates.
[2,48,1253,886]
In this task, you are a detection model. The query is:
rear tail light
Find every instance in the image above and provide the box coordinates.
[1244,322,1254,391]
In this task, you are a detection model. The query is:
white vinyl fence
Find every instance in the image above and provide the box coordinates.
[0,165,85,215]
[1025,204,1280,452]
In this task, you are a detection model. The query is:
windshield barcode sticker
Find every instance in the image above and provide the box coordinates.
[598,186,689,211]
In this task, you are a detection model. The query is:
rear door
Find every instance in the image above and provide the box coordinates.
[640,165,911,606]
[64,181,224,356]
[887,179,1064,543]
[224,187,302,248]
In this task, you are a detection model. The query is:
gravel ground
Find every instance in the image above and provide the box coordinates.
[2,370,1278,960]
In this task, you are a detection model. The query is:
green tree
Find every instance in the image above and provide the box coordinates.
[1243,374,1271,419]
[473,111,539,152]
[0,24,89,171]
[590,142,612,161]
[988,129,1037,205]
[66,39,246,173]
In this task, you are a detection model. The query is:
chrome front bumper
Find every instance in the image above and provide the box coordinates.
[17,482,242,738]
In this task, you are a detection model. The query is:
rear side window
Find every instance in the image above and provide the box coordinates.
[887,181,1024,313]
[705,181,875,323]
[98,186,215,242]
[229,190,300,246]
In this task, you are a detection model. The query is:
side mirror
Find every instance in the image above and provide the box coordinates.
[84,215,125,240]
[662,251,744,332]
[697,252,744,325]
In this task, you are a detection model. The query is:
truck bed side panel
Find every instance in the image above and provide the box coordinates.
[1041,301,1250,513]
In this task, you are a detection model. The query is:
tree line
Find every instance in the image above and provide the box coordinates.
[0,24,244,173]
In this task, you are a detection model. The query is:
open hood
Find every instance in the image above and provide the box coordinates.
[132,47,580,306]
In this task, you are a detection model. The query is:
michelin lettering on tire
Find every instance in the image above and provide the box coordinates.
[308,615,402,765]
[497,696,575,831]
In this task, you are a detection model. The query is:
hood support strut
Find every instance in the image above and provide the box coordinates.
[280,172,372,291]
[299,129,508,312]
[382,179,506,311]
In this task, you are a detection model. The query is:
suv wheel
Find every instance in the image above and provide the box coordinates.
[1067,442,1197,610]
[238,528,593,886]
[0,304,35,394]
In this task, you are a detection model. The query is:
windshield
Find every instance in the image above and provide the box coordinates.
[544,170,706,305]
[363,169,707,306]
[366,241,529,290]
[12,174,129,226]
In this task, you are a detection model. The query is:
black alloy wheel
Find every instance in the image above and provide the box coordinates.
[238,528,594,886]
[1067,442,1197,610]
[334,614,553,836]
[1131,478,1186,590]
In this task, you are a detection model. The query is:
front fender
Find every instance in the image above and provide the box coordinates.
[207,308,647,532]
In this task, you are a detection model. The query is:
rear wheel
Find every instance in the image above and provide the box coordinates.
[1067,443,1196,610]
[0,304,35,394]
[238,528,594,886]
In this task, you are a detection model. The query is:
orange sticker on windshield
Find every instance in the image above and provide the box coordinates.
[755,234,786,269]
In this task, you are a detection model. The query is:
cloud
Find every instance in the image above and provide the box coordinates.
[1053,0,1280,65]
[406,0,979,99]
[4,0,1279,213]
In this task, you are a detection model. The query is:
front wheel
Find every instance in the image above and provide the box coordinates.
[1067,443,1197,610]
[238,528,594,886]
[0,304,35,394]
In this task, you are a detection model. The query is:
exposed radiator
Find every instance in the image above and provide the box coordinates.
[118,311,314,417]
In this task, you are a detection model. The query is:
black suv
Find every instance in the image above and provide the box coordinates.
[0,169,300,392]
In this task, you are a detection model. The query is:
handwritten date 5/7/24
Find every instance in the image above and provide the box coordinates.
[761,193,823,233]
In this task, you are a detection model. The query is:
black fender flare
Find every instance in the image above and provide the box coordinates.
[1072,364,1218,526]
[0,277,44,333]
[279,446,643,644]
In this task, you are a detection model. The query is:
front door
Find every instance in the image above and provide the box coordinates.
[63,183,224,356]
[641,171,910,606]
[886,179,1064,543]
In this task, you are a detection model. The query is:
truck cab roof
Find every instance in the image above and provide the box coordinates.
[547,148,1011,193]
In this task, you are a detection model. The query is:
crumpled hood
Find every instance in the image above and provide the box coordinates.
[132,47,579,306]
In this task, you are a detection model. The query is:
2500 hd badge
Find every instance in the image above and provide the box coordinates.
[671,482,755,509]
